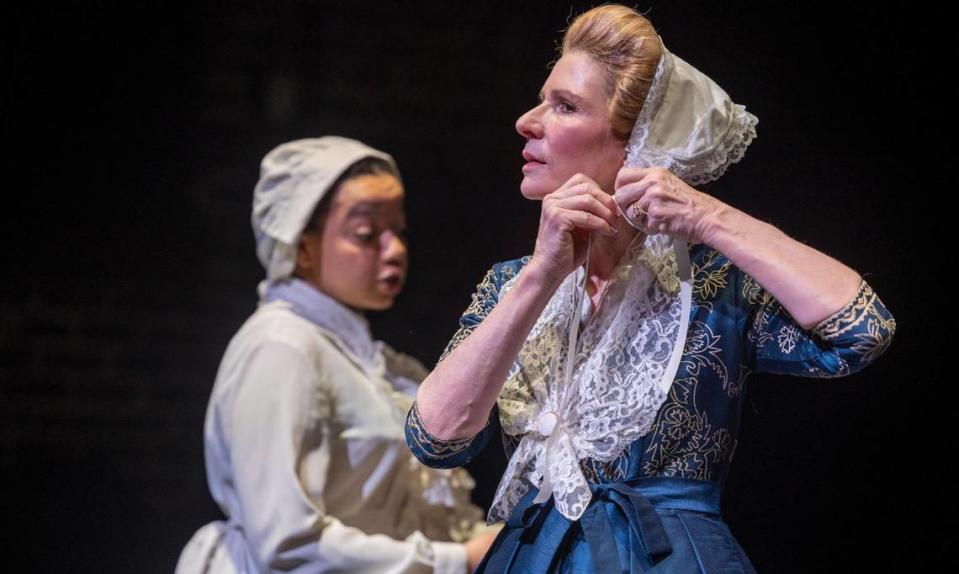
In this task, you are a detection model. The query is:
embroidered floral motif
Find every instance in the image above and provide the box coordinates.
[642,375,736,482]
[684,316,732,396]
[777,324,800,354]
[692,249,732,300]
[853,313,895,363]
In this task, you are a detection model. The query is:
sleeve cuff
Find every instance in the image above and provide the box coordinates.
[431,541,469,574]
[811,280,878,340]
[406,402,479,462]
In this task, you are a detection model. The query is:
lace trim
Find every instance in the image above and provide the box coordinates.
[488,234,689,522]
[625,47,758,186]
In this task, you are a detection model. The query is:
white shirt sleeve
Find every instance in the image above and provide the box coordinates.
[221,339,468,574]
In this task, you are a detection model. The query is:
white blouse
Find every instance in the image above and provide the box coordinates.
[176,279,483,574]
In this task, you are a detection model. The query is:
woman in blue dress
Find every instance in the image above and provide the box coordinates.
[405,5,896,572]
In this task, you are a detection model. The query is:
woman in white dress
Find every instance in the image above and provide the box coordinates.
[176,137,497,574]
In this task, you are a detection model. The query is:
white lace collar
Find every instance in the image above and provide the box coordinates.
[489,233,692,522]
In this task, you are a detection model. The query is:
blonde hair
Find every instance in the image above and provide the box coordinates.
[562,4,662,141]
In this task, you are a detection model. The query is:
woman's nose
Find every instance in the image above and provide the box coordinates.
[381,231,407,266]
[516,104,543,139]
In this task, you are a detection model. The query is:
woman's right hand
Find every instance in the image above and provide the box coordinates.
[527,173,619,286]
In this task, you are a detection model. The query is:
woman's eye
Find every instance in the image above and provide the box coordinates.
[354,229,375,243]
[557,100,576,113]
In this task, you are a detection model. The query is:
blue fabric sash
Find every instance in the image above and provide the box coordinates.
[478,477,721,573]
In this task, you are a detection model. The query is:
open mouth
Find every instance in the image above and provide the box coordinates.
[379,275,403,290]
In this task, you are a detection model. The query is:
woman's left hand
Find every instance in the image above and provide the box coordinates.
[614,166,726,245]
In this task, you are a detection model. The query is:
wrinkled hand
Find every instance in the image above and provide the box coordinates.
[614,167,724,245]
[528,173,619,286]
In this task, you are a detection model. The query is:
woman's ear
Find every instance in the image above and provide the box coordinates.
[295,233,320,274]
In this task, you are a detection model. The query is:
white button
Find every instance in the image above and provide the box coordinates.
[537,411,558,437]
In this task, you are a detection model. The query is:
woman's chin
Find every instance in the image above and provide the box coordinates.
[519,179,551,200]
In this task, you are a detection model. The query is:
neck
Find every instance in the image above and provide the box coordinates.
[288,273,366,316]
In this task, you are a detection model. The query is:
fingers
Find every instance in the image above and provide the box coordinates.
[544,205,616,235]
[615,170,690,233]
[557,172,598,192]
[626,198,686,235]
[566,208,617,234]
[530,174,622,280]
[552,190,617,226]
[614,178,657,213]
[615,175,682,206]
[545,175,619,234]
[614,166,653,191]
[626,201,648,222]
[614,166,672,192]
[620,196,652,231]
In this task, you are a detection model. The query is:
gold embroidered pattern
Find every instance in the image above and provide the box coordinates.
[460,268,499,327]
[851,304,896,363]
[692,248,732,300]
[684,316,732,396]
[405,401,477,461]
[812,281,894,342]
[581,451,629,483]
[439,259,532,363]
[641,375,736,482]
[741,272,772,307]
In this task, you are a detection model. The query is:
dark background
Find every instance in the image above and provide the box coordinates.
[2,1,952,572]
